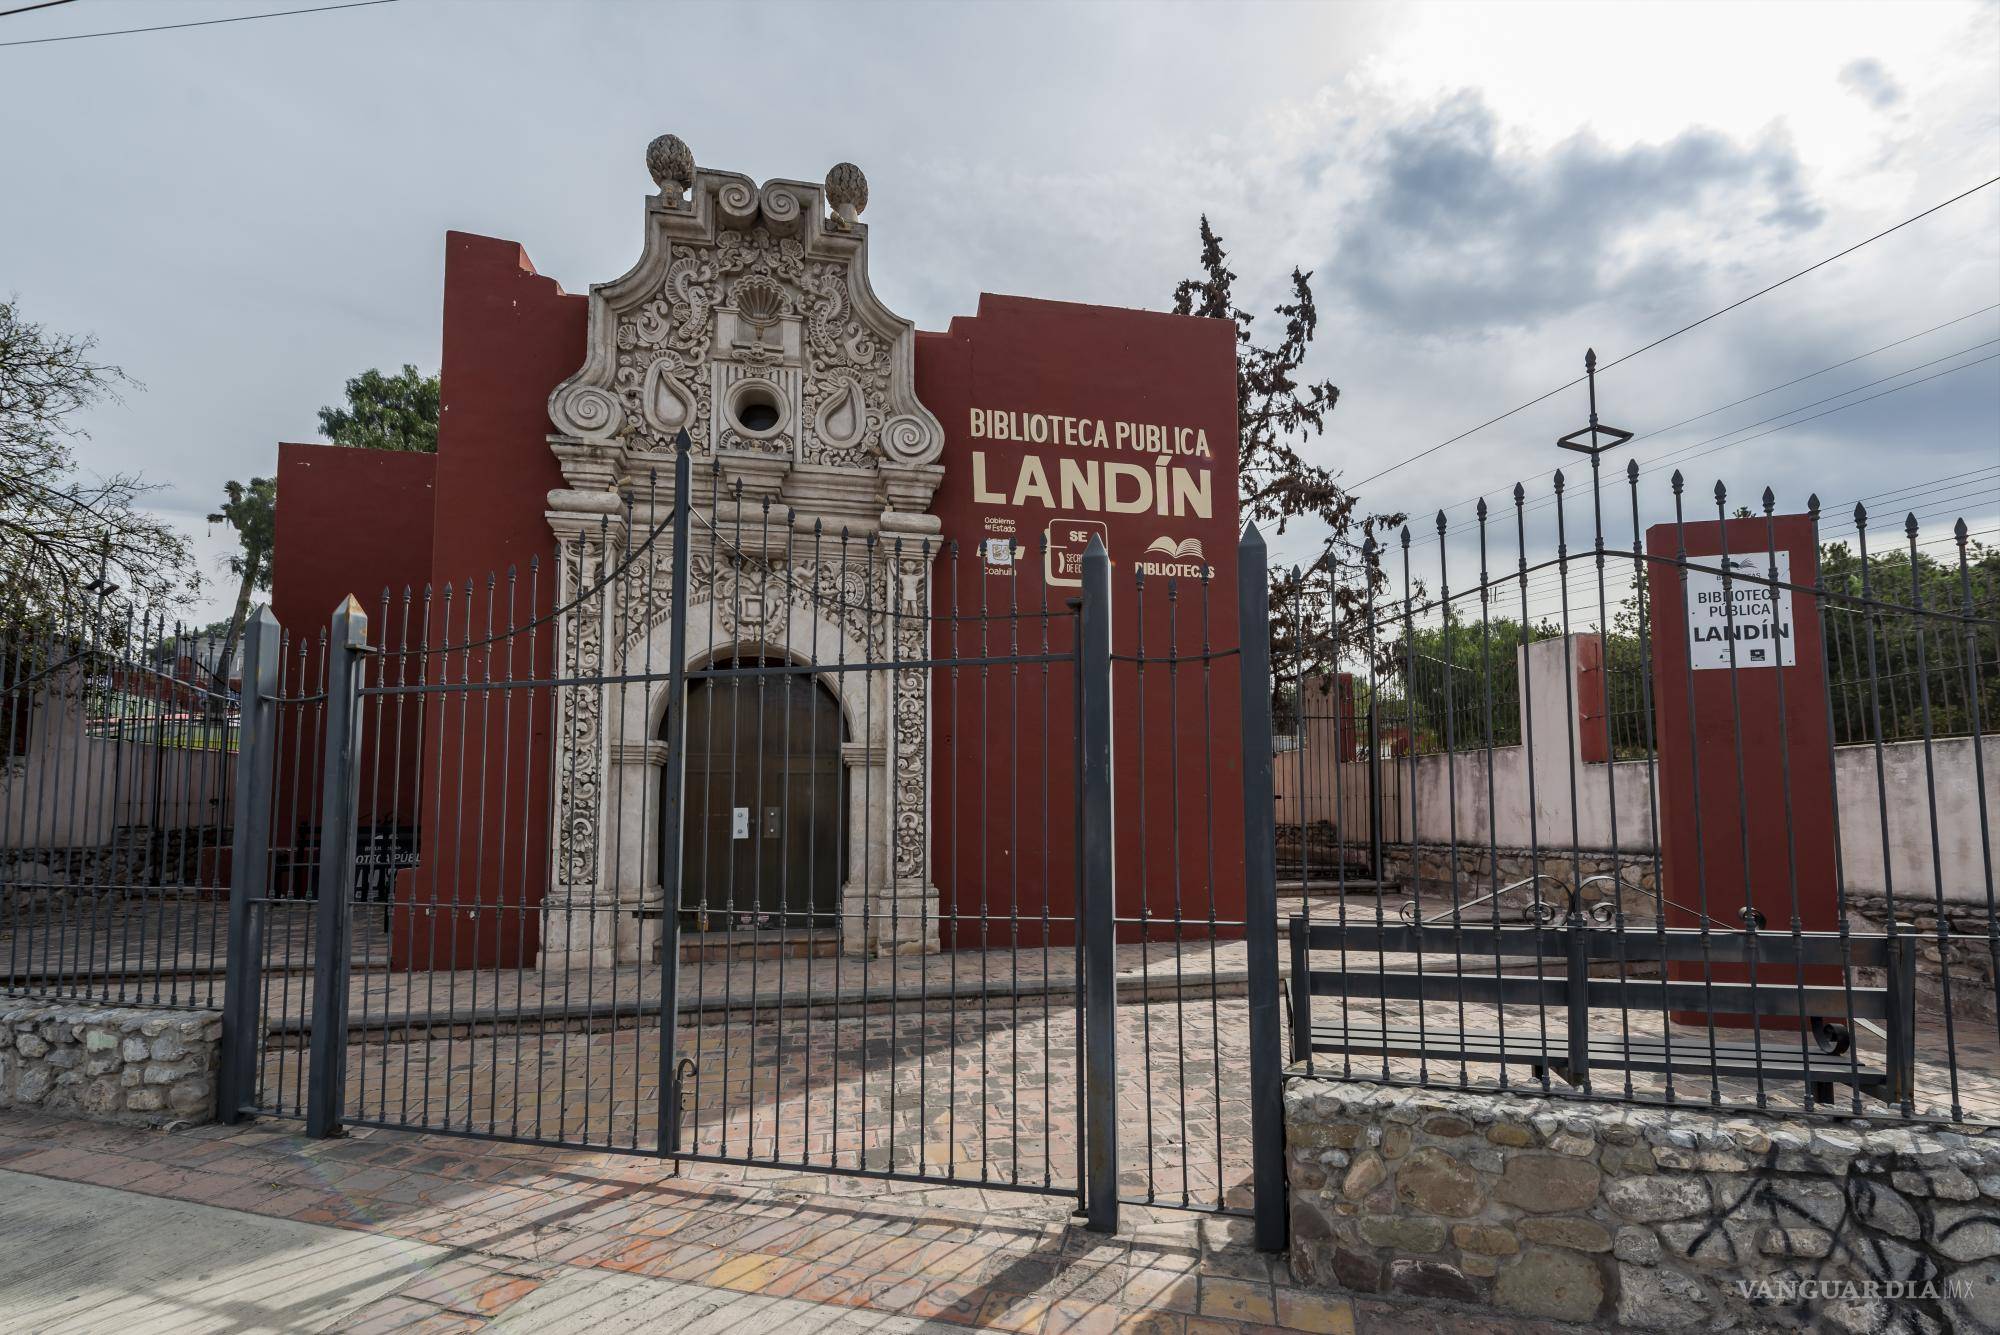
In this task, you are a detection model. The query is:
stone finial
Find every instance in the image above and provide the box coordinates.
[646,133,696,203]
[825,161,868,227]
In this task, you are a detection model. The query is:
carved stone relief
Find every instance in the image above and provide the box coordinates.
[543,136,946,960]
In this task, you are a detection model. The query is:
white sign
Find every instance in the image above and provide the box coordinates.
[1686,551,1795,671]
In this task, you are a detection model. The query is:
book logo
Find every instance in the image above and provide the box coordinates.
[1144,536,1205,562]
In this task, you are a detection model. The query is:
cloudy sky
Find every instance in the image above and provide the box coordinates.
[4,0,1997,627]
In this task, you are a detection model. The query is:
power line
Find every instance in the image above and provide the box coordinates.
[1634,339,2000,474]
[1359,340,2000,560]
[1345,176,2000,494]
[0,0,397,47]
[1414,308,2000,531]
[1636,351,2000,478]
[1632,303,1999,443]
[1298,464,2000,621]
[0,1,78,19]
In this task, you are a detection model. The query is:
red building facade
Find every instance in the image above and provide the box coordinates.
[270,142,1243,966]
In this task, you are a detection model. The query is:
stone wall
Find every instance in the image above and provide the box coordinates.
[0,1002,219,1125]
[1847,893,1998,1024]
[1360,842,1660,919]
[1287,1078,1999,1332]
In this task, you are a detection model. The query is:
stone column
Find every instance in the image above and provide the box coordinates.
[838,737,895,956]
[607,739,668,964]
[542,470,624,970]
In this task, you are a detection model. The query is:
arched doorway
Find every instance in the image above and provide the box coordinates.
[673,658,845,932]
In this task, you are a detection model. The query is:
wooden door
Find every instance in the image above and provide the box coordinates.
[677,661,843,930]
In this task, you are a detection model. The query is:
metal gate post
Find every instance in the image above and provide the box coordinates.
[1078,536,1118,1234]
[306,596,368,1139]
[1367,700,1383,876]
[1235,524,1288,1251]
[656,430,693,1154]
[219,607,280,1123]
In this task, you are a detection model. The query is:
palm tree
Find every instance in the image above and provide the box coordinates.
[206,477,275,693]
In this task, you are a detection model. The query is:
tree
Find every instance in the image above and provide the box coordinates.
[317,364,440,453]
[1171,218,1405,718]
[206,476,276,690]
[0,297,194,627]
[1389,609,1562,752]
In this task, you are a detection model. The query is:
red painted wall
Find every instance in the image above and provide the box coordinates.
[388,233,587,970]
[272,252,1249,963]
[918,294,1245,947]
[269,443,436,882]
[1647,515,1839,1026]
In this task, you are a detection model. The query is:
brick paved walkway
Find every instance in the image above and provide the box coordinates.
[0,1107,1617,1333]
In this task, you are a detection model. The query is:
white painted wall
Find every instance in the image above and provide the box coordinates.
[1277,634,2000,906]
[0,689,234,850]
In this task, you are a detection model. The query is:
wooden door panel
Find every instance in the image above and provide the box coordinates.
[677,664,845,925]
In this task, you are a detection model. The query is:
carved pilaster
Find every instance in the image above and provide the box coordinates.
[542,505,620,965]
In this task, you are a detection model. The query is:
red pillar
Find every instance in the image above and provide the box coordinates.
[1647,513,1839,1028]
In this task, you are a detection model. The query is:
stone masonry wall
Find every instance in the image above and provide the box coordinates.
[1846,893,1998,1024]
[1288,1078,2000,1333]
[0,1001,219,1125]
[1373,842,1660,912]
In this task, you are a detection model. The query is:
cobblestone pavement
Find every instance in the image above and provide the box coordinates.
[0,1107,1620,1333]
[22,896,1996,1131]
[269,996,1258,1217]
[249,992,1997,1243]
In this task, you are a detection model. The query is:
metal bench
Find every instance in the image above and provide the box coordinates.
[1288,909,1917,1106]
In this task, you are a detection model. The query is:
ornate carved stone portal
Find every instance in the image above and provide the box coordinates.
[542,135,945,965]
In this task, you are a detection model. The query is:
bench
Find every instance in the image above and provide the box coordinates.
[1288,915,1916,1106]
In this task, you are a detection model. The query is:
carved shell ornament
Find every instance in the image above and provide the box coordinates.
[732,274,788,327]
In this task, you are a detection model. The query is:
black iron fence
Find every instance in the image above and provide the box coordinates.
[1278,455,1999,1127]
[5,449,1994,1249]
[176,437,1288,1247]
[1,612,240,1007]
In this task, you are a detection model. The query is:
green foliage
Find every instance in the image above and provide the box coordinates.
[0,296,195,627]
[1819,535,2000,744]
[316,363,440,453]
[1385,609,1561,751]
[206,476,276,691]
[1377,536,1998,759]
[1173,219,1405,699]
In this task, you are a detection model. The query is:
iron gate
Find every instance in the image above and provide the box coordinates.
[215,437,1287,1244]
